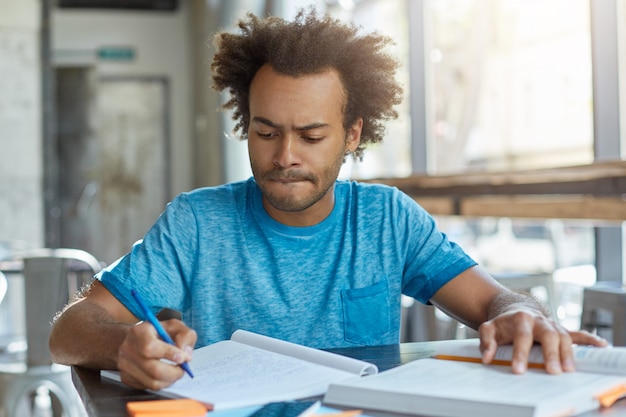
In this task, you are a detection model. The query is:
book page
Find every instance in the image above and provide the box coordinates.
[435,338,626,375]
[231,330,378,376]
[325,358,626,417]
[574,346,626,375]
[161,340,357,410]
[435,339,545,366]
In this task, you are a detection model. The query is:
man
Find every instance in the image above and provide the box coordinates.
[49,9,605,391]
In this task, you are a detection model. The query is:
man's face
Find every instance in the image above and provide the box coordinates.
[248,64,361,226]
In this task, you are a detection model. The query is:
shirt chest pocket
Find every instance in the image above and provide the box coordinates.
[340,280,391,345]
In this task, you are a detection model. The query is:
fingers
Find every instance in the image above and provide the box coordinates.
[118,319,197,390]
[569,329,608,347]
[557,335,576,373]
[162,319,198,358]
[508,315,534,374]
[478,308,596,375]
[478,321,498,365]
[119,348,185,390]
[536,324,570,374]
[479,310,534,374]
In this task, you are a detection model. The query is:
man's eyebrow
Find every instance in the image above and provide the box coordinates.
[295,122,328,131]
[252,116,281,128]
[251,117,328,131]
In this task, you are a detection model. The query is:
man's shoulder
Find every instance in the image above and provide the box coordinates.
[337,179,407,203]
[337,179,398,194]
[180,178,254,203]
[164,179,256,222]
[338,180,429,223]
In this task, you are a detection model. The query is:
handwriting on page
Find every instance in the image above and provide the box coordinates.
[162,340,354,408]
[183,347,309,390]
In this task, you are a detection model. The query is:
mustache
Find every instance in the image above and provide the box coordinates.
[262,170,316,183]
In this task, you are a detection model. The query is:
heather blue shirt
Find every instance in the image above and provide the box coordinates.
[99,178,476,348]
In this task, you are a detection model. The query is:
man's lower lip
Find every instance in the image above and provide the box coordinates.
[273,179,304,183]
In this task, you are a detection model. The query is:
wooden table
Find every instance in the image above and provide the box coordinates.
[71,341,626,417]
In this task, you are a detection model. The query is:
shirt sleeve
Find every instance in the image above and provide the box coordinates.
[97,193,199,318]
[396,190,477,304]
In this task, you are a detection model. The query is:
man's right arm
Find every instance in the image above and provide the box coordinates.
[49,280,197,389]
[49,280,138,370]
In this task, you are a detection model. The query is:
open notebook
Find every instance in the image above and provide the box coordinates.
[102,330,377,411]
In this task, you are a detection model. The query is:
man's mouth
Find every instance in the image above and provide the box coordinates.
[272,177,305,183]
[265,172,314,184]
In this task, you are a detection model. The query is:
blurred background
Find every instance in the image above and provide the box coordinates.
[0,0,625,341]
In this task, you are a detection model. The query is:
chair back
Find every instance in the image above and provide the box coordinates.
[22,249,102,367]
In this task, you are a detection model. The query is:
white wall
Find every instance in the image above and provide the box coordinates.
[0,0,43,250]
[52,3,193,198]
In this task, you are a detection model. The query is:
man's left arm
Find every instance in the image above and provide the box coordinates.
[430,265,607,374]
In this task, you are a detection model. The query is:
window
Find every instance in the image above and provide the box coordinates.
[330,0,596,177]
[329,0,412,180]
[425,0,594,174]
[421,0,599,331]
[436,216,596,330]
[620,0,626,158]
[617,0,626,282]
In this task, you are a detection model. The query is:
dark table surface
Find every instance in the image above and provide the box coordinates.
[71,341,626,417]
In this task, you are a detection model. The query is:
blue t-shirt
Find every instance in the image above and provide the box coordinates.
[99,178,476,349]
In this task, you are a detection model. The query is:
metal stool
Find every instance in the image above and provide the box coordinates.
[0,249,101,417]
[580,281,626,346]
[400,297,439,342]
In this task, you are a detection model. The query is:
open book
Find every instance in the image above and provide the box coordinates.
[434,338,626,375]
[102,330,377,411]
[324,339,626,417]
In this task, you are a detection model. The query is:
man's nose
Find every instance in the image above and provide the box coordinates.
[273,135,300,168]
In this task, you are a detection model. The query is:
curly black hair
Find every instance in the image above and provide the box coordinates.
[211,8,403,160]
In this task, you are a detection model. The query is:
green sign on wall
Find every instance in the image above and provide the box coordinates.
[97,47,135,61]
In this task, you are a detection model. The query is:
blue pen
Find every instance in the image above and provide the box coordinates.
[130,288,194,378]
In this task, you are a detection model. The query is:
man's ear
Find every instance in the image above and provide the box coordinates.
[346,117,363,153]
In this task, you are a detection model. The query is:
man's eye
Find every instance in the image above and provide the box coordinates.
[257,132,276,138]
[303,136,324,143]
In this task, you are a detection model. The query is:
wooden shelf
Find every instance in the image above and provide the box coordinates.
[366,161,626,221]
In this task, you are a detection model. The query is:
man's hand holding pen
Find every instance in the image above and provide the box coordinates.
[117,312,197,390]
